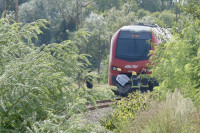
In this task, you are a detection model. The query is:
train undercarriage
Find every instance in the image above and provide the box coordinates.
[112,70,158,96]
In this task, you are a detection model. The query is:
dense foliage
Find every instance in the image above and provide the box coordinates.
[13,0,177,73]
[1,0,199,132]
[0,18,114,132]
[101,91,159,131]
[151,2,200,104]
[119,90,199,133]
[102,1,200,132]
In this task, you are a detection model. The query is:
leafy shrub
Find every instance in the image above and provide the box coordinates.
[136,9,150,19]
[105,4,138,34]
[150,11,160,18]
[137,16,156,25]
[158,10,175,27]
[151,12,200,104]
[79,85,115,105]
[0,18,113,132]
[101,91,159,131]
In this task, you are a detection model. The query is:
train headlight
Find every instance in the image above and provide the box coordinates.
[112,66,122,71]
[112,66,117,71]
[117,68,122,71]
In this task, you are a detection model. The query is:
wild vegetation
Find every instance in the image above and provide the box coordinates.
[0,18,114,132]
[101,1,200,132]
[120,90,199,133]
[0,0,199,132]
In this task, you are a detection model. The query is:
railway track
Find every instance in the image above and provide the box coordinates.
[86,99,120,110]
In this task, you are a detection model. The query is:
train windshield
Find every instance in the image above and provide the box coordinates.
[116,31,151,62]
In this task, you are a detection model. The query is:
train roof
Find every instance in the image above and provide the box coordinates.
[120,25,171,39]
[120,25,152,32]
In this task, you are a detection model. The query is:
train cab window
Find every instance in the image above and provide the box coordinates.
[115,31,151,62]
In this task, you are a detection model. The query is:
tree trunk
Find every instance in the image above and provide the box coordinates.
[80,0,83,28]
[3,0,6,17]
[15,0,19,22]
[76,0,79,30]
[161,0,164,11]
[110,35,112,44]
[97,35,101,84]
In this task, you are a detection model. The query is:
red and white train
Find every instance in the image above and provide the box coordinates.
[109,24,162,94]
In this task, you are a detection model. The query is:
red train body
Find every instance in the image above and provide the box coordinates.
[109,25,161,86]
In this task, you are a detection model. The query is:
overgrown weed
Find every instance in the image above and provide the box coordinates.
[122,89,200,133]
[101,91,159,131]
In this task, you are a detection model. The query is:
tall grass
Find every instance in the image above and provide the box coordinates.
[122,90,200,133]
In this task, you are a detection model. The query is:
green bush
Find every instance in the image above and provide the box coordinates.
[151,13,200,104]
[136,9,150,19]
[150,11,160,18]
[101,91,159,131]
[0,18,113,132]
[79,85,115,105]
[158,10,175,27]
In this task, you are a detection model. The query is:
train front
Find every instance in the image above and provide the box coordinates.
[109,25,159,95]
